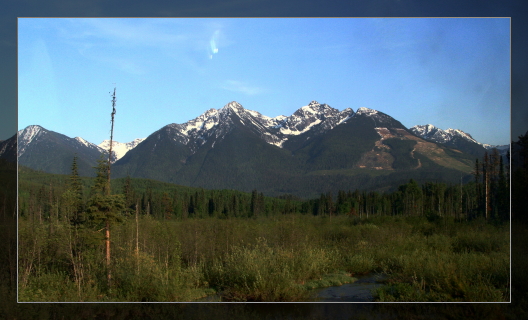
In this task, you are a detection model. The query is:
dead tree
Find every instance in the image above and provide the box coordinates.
[106,87,117,289]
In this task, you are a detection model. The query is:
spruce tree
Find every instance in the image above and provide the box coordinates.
[498,155,509,221]
[62,155,85,225]
[483,151,490,219]
[86,157,125,291]
[473,158,481,219]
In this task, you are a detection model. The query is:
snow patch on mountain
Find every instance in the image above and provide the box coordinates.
[163,101,357,150]
[356,107,378,116]
[75,137,94,148]
[270,101,347,139]
[483,144,509,151]
[411,124,479,145]
[17,125,45,156]
[98,138,146,162]
[337,108,355,125]
[410,124,509,154]
[445,128,478,144]
[356,107,396,123]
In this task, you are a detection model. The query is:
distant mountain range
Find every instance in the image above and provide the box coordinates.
[410,124,509,158]
[2,101,509,198]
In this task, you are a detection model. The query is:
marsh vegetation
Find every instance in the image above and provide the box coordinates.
[19,211,509,302]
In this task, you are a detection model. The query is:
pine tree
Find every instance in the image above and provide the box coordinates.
[122,175,135,214]
[86,157,125,291]
[490,148,501,220]
[68,155,84,225]
[497,155,509,221]
[473,158,482,219]
[250,189,262,217]
[483,151,490,220]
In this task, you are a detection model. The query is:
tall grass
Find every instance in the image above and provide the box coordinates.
[18,214,509,302]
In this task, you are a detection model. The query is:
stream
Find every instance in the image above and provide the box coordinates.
[194,273,388,302]
[310,273,388,302]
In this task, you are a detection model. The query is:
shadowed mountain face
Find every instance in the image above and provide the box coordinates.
[0,125,109,177]
[6,102,486,198]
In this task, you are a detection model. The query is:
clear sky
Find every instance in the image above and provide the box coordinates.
[18,18,510,146]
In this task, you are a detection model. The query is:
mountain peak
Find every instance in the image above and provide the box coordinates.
[223,101,244,112]
[18,125,45,146]
[411,124,480,146]
[19,124,44,135]
[297,101,336,116]
[355,107,379,116]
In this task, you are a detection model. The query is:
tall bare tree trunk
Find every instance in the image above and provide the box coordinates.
[136,202,140,275]
[68,226,83,300]
[105,220,111,288]
[106,87,117,290]
[107,87,116,191]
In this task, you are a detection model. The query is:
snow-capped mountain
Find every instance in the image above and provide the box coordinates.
[482,143,510,154]
[98,138,146,162]
[270,101,354,147]
[160,100,355,151]
[410,124,479,144]
[13,125,145,164]
[17,125,47,157]
[9,125,110,176]
[410,124,509,157]
[15,125,106,158]
[162,101,286,151]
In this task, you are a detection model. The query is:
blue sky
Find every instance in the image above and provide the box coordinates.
[18,18,510,146]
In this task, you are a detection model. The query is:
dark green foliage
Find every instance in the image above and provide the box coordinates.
[19,157,505,224]
[443,135,488,159]
[85,158,125,226]
[287,114,381,170]
[184,126,302,192]
[383,138,419,169]
[64,155,85,225]
[472,148,510,222]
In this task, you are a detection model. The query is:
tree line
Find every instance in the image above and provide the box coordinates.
[19,148,509,226]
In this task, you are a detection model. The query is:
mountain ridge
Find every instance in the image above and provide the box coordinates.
[410,124,509,158]
[4,101,506,197]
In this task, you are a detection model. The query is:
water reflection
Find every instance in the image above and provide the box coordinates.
[194,273,388,302]
[311,273,388,302]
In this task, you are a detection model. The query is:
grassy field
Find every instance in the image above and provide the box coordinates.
[18,214,509,302]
